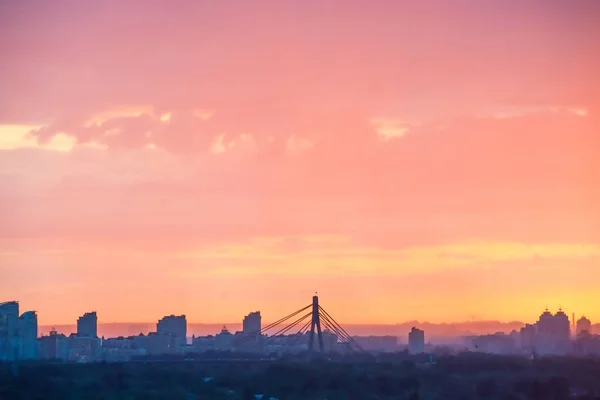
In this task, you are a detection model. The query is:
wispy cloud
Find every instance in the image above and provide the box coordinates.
[169,237,600,277]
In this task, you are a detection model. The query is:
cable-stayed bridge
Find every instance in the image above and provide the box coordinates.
[229,295,363,353]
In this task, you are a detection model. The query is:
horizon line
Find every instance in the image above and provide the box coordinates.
[39,319,534,327]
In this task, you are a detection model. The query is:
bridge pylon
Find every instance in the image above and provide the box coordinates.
[308,295,324,352]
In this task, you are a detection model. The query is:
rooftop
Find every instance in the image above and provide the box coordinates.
[20,311,37,318]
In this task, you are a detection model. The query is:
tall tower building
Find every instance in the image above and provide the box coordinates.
[18,311,38,360]
[77,312,98,338]
[553,309,571,342]
[242,312,261,335]
[0,301,20,361]
[72,312,101,362]
[408,327,425,354]
[156,315,187,354]
[0,301,19,338]
[535,308,572,354]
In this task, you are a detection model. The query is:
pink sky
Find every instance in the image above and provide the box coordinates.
[1,0,599,326]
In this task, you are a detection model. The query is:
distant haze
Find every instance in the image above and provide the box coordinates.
[40,321,535,343]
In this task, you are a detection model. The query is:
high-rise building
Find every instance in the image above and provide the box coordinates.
[0,301,19,338]
[0,301,20,360]
[77,312,98,338]
[18,311,38,360]
[408,327,425,354]
[531,308,572,355]
[156,315,187,354]
[536,309,570,339]
[243,311,261,335]
[576,316,592,336]
[157,315,187,338]
[553,309,571,341]
[519,323,536,351]
[39,329,69,360]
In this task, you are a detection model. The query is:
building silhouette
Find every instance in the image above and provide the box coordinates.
[537,309,570,340]
[536,308,571,354]
[71,312,101,362]
[242,311,261,335]
[39,329,69,360]
[157,315,187,338]
[574,329,600,355]
[77,312,98,338]
[18,311,38,360]
[520,323,537,352]
[156,315,187,353]
[518,308,573,355]
[576,316,592,336]
[408,327,425,354]
[0,301,19,337]
[0,301,20,360]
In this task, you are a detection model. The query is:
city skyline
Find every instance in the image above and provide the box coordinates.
[5,298,596,333]
[4,296,600,364]
[2,1,600,325]
[4,298,597,354]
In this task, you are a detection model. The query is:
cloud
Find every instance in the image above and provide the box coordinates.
[1,109,598,251]
[0,125,76,152]
[370,118,410,141]
[1,1,598,152]
[210,133,229,154]
[169,236,600,277]
[193,110,214,121]
[84,106,155,128]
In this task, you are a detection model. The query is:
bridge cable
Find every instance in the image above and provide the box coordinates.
[319,306,365,352]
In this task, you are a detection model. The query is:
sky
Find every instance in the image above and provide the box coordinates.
[1,0,599,327]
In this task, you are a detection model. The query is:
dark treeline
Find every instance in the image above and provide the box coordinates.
[2,352,600,400]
